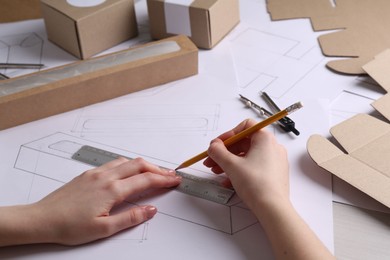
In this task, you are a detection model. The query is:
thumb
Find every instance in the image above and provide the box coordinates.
[102,205,157,236]
[207,139,238,172]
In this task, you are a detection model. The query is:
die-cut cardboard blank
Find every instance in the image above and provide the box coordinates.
[267,0,390,75]
[308,115,390,208]
[307,49,390,208]
[363,49,390,120]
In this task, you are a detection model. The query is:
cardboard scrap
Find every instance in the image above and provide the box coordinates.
[307,49,390,208]
[0,0,42,23]
[267,0,390,75]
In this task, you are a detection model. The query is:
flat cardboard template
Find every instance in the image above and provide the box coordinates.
[147,0,240,49]
[0,0,42,23]
[307,49,390,208]
[267,0,390,75]
[41,0,138,59]
[363,49,390,121]
[0,35,198,130]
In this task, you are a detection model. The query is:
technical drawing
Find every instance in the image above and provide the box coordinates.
[14,132,258,236]
[72,104,221,137]
[0,32,44,77]
[229,27,325,99]
[330,90,382,126]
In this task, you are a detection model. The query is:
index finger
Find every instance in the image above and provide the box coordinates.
[106,158,176,180]
[204,119,258,167]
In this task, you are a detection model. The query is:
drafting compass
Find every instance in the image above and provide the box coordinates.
[260,92,299,135]
[239,93,300,136]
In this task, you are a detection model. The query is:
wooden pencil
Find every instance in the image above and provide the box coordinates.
[175,101,303,170]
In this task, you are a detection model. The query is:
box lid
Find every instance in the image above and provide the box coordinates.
[41,0,125,20]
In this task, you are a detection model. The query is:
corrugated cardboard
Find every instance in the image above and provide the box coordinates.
[0,35,198,130]
[307,49,390,208]
[0,0,42,23]
[41,0,138,59]
[147,0,240,49]
[267,0,390,75]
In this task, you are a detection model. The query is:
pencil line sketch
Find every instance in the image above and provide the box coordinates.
[14,135,148,242]
[229,27,325,99]
[72,104,221,137]
[330,90,381,126]
[0,32,44,77]
[14,133,258,237]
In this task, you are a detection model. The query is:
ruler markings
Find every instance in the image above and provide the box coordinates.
[72,145,235,204]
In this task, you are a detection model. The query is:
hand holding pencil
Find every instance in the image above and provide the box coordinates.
[175,102,302,170]
[199,104,334,259]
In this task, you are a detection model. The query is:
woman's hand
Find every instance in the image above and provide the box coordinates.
[204,119,334,259]
[0,158,181,246]
[204,119,289,210]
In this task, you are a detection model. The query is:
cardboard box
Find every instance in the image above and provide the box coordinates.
[1,0,42,23]
[41,0,138,59]
[147,0,240,49]
[0,35,198,130]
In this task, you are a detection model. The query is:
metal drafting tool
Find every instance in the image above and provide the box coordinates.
[0,73,9,80]
[176,101,303,170]
[260,92,300,136]
[72,145,235,204]
[239,94,271,117]
[0,63,44,69]
[239,94,299,135]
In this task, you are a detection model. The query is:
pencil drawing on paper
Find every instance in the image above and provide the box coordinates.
[230,27,324,99]
[14,132,259,240]
[71,104,221,137]
[0,32,44,78]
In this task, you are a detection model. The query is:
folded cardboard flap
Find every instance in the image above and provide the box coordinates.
[307,114,390,208]
[307,47,390,209]
[363,49,390,121]
[0,35,198,130]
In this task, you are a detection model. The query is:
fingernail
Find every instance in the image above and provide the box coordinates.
[163,168,176,175]
[145,206,157,218]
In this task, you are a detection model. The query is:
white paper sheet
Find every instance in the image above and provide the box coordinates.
[2,0,382,258]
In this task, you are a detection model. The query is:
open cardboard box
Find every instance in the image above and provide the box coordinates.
[307,49,390,208]
[41,0,138,59]
[0,35,198,130]
[147,0,240,49]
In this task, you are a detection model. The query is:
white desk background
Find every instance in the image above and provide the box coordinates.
[0,0,389,259]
